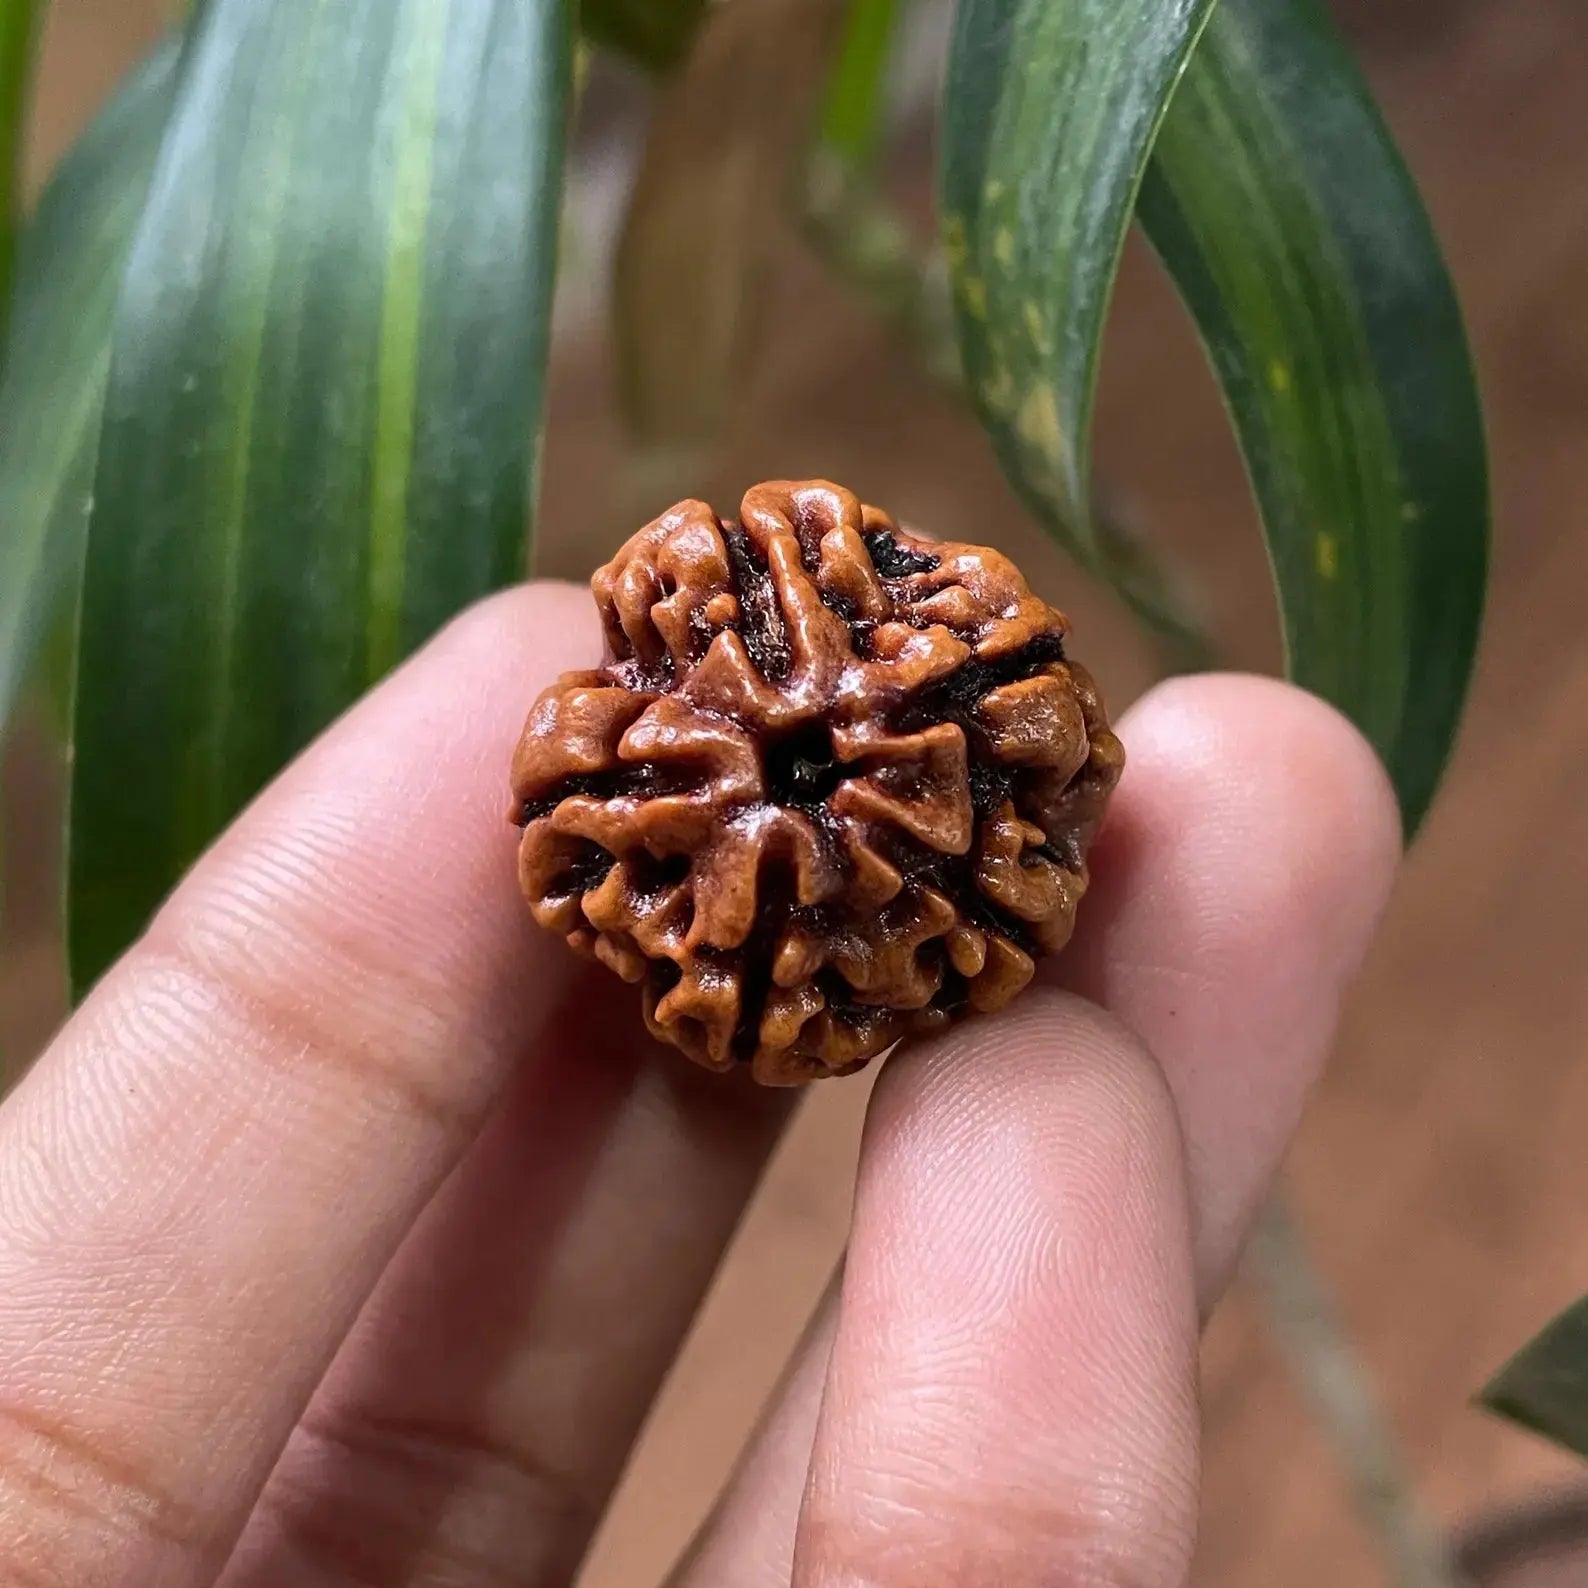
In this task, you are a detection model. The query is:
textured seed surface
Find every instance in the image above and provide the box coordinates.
[510,480,1124,1085]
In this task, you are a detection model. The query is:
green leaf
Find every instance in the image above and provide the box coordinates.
[1485,1294,1588,1459]
[1139,0,1487,832]
[0,0,42,327]
[613,0,846,456]
[941,0,1214,553]
[941,0,1488,834]
[0,42,180,735]
[580,0,707,71]
[67,0,570,994]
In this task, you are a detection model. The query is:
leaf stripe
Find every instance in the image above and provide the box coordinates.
[205,2,327,847]
[368,0,451,684]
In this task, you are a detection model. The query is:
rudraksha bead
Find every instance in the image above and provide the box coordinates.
[511,481,1123,1084]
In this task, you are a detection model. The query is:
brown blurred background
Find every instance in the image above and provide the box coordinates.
[5,0,1588,1582]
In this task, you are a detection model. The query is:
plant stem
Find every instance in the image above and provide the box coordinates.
[1249,1199,1471,1588]
[802,150,962,387]
[0,0,40,342]
[818,0,899,173]
[803,149,1464,1588]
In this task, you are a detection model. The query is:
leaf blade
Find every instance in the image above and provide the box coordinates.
[1484,1294,1588,1460]
[940,0,1214,553]
[940,0,1488,833]
[0,42,181,732]
[67,0,569,992]
[1139,0,1488,830]
[818,0,898,171]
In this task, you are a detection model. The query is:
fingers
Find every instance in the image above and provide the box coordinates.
[672,674,1401,1588]
[795,998,1200,1588]
[221,1017,787,1588]
[790,679,1400,1588]
[0,584,607,1585]
[1053,673,1402,1298]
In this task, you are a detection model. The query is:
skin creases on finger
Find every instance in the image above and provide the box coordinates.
[0,582,628,1588]
[793,994,1201,1588]
[219,1017,791,1588]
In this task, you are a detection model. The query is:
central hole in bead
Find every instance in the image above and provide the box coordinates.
[767,721,846,808]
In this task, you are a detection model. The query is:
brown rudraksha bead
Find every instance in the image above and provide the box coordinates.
[510,480,1124,1085]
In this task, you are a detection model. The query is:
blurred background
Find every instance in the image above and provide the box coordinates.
[4,0,1587,1582]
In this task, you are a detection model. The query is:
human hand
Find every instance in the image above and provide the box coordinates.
[0,582,1400,1588]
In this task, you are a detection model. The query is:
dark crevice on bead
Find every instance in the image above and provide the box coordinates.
[812,967,892,1033]
[873,828,1041,961]
[724,527,792,682]
[730,852,802,1060]
[863,528,942,578]
[560,843,617,897]
[626,849,691,898]
[518,765,687,825]
[968,759,1016,819]
[894,632,1067,736]
[935,970,972,1019]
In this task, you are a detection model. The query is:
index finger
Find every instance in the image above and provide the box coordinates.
[0,583,597,1587]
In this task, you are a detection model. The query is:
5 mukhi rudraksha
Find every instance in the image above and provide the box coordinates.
[510,480,1124,1085]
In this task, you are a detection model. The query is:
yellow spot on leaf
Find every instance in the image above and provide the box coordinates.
[1315,531,1339,581]
[942,213,968,271]
[1018,383,1065,464]
[985,179,1005,204]
[1023,300,1049,352]
[961,275,988,318]
[1268,360,1292,395]
[1401,501,1422,524]
[994,227,1015,267]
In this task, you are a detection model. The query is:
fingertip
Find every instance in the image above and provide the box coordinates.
[80,575,611,1181]
[406,578,598,703]
[869,990,1180,1195]
[443,576,593,646]
[1086,672,1402,994]
[1122,670,1400,866]
[861,989,1194,1377]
